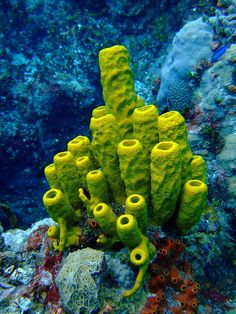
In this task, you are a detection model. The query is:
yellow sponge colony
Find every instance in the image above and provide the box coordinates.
[99,45,138,139]
[42,44,209,296]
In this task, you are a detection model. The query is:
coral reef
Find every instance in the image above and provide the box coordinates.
[0,218,147,314]
[0,219,65,314]
[106,0,151,17]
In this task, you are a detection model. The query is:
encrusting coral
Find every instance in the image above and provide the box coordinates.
[42,45,208,298]
[142,232,200,314]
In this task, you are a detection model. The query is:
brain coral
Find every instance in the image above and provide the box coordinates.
[167,76,193,112]
[156,18,213,113]
[56,248,105,314]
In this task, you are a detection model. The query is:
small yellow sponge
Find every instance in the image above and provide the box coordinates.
[176,179,208,233]
[116,214,156,297]
[43,188,75,223]
[191,155,207,183]
[118,139,150,201]
[158,111,193,185]
[67,136,91,159]
[44,163,62,190]
[90,113,126,204]
[125,194,148,234]
[53,151,83,209]
[79,170,109,217]
[93,203,117,236]
[75,156,93,189]
[132,104,159,160]
[92,105,107,118]
[43,188,81,251]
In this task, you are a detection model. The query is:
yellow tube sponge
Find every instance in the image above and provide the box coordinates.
[75,156,93,189]
[53,151,83,209]
[48,225,60,239]
[117,139,150,200]
[43,188,75,222]
[99,45,137,139]
[44,163,62,190]
[92,105,107,118]
[132,105,159,160]
[125,194,148,234]
[79,170,109,217]
[91,106,108,167]
[48,225,81,251]
[117,214,143,249]
[123,236,155,298]
[116,214,156,297]
[93,203,118,246]
[90,113,126,204]
[67,136,91,159]
[176,179,208,233]
[151,141,182,225]
[158,111,193,185]
[43,188,81,251]
[191,155,207,183]
[136,96,145,108]
[47,224,81,250]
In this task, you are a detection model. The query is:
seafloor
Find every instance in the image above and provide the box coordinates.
[0,0,235,313]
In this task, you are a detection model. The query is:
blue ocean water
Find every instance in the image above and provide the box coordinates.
[0,0,235,313]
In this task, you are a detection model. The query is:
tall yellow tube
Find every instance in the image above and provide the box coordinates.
[151,141,182,225]
[99,45,138,139]
[90,113,126,204]
[158,111,193,185]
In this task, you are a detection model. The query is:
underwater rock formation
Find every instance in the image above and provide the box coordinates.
[192,44,236,206]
